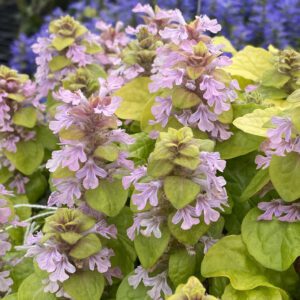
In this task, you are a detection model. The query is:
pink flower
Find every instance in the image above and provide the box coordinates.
[144,271,172,300]
[88,248,113,273]
[49,255,76,283]
[53,88,86,105]
[267,117,293,145]
[122,166,147,189]
[132,180,162,210]
[188,104,217,132]
[278,203,300,222]
[0,271,13,293]
[9,174,29,194]
[94,96,121,116]
[172,205,200,230]
[128,266,149,289]
[149,96,173,128]
[60,144,87,171]
[66,44,92,67]
[76,159,107,189]
[195,195,221,225]
[257,199,284,221]
[196,15,221,34]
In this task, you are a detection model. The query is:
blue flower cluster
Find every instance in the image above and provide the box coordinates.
[9,0,300,74]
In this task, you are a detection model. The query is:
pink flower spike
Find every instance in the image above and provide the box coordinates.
[257,199,284,221]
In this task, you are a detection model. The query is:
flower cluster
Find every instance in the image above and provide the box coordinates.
[47,75,134,207]
[33,15,103,100]
[0,185,24,294]
[23,208,120,297]
[255,116,299,169]
[123,127,227,299]
[130,4,239,141]
[0,66,44,194]
[258,199,300,222]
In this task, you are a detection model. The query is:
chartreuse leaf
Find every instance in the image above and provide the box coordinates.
[134,225,170,268]
[233,107,281,137]
[241,208,300,271]
[4,141,44,175]
[116,274,151,300]
[168,276,217,300]
[18,273,56,300]
[94,143,119,161]
[168,214,209,245]
[215,127,263,159]
[63,271,105,300]
[52,36,75,51]
[168,249,196,286]
[147,159,174,177]
[49,55,72,72]
[13,107,37,128]
[269,152,300,202]
[115,77,152,121]
[287,89,300,102]
[209,277,230,298]
[0,166,12,184]
[85,179,128,217]
[240,168,270,202]
[261,68,290,89]
[213,36,237,54]
[164,176,201,209]
[201,235,299,292]
[226,46,273,81]
[171,87,201,109]
[2,294,17,300]
[69,233,101,259]
[222,284,290,300]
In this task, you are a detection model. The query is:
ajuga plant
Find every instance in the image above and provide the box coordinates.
[0,185,22,296]
[0,65,54,202]
[21,207,122,298]
[115,4,239,141]
[117,127,228,299]
[2,3,300,300]
[33,15,104,100]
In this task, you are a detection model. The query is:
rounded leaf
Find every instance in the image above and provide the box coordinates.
[241,208,300,271]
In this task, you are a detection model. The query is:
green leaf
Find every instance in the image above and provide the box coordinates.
[60,231,83,245]
[233,107,281,137]
[226,46,273,81]
[4,141,44,175]
[164,176,201,209]
[287,89,300,102]
[35,126,58,151]
[171,87,201,109]
[52,36,75,51]
[222,284,290,300]
[147,159,174,177]
[115,77,152,121]
[127,132,155,164]
[168,249,196,286]
[2,294,18,300]
[269,152,300,202]
[261,68,290,89]
[25,172,48,203]
[85,179,128,217]
[242,208,300,271]
[116,274,151,300]
[0,166,12,184]
[213,36,236,54]
[168,214,209,245]
[94,144,119,161]
[10,257,34,292]
[108,207,136,262]
[63,271,105,300]
[13,107,37,128]
[134,225,170,268]
[215,127,264,159]
[240,168,270,202]
[208,277,230,298]
[49,55,72,72]
[69,233,101,259]
[18,273,56,300]
[201,235,297,291]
